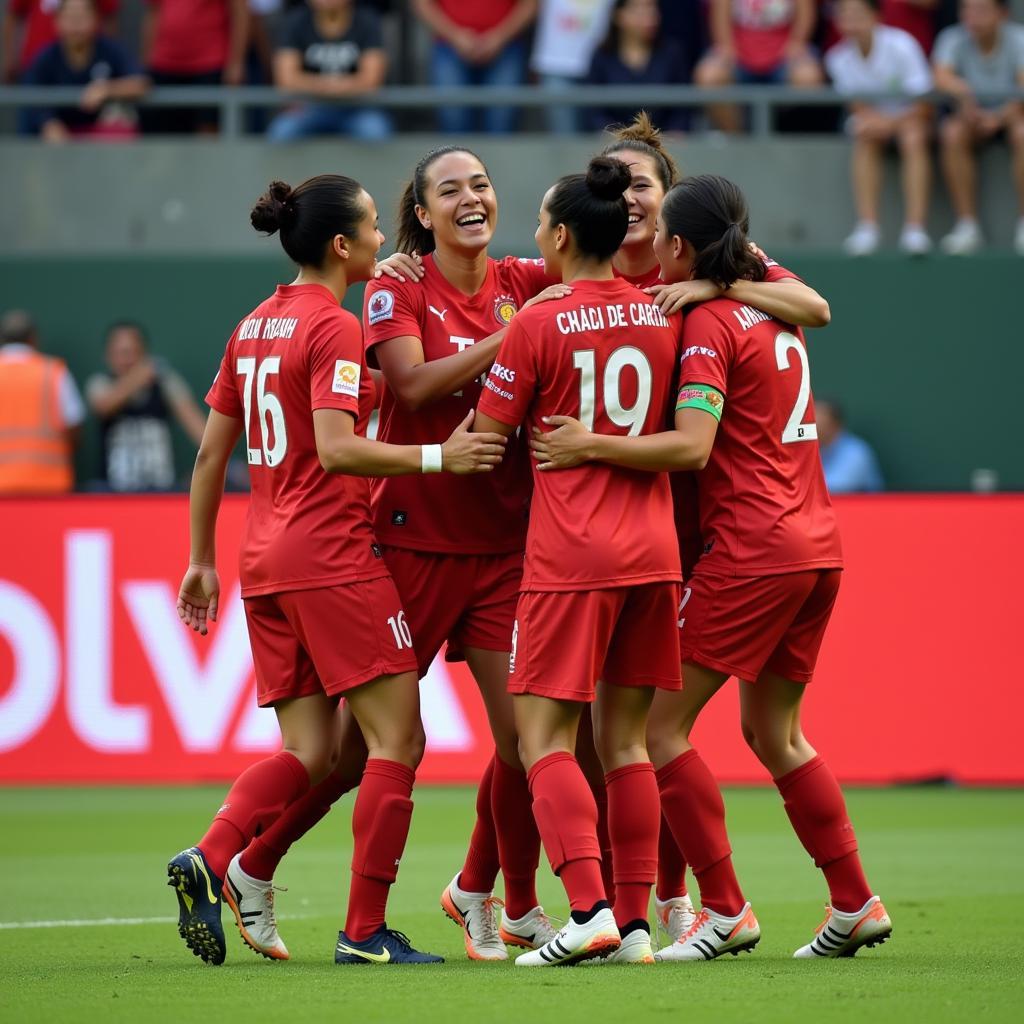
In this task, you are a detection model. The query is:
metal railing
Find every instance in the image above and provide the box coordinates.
[2,84,1022,139]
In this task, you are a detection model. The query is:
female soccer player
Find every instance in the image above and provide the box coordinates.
[531,174,892,962]
[169,173,507,967]
[475,156,684,967]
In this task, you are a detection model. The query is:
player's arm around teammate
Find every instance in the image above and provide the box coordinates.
[474,158,684,967]
[171,174,506,970]
[533,175,892,963]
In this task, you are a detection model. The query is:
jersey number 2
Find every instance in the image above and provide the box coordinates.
[774,332,817,444]
[572,346,653,436]
[237,357,288,466]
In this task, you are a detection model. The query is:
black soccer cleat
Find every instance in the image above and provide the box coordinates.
[167,846,226,965]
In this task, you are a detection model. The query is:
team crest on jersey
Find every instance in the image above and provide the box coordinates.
[368,290,394,325]
[493,294,518,325]
[333,359,361,397]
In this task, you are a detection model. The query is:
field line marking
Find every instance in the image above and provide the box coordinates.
[0,912,323,931]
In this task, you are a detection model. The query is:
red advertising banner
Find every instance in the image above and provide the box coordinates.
[0,495,1021,785]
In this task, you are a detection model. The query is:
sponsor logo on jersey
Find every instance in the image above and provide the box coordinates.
[493,293,518,325]
[489,361,516,384]
[392,510,408,526]
[333,359,361,397]
[428,305,448,323]
[681,345,718,360]
[484,377,514,401]
[371,543,383,559]
[368,290,395,324]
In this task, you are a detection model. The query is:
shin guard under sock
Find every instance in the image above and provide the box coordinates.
[491,754,540,918]
[605,762,659,928]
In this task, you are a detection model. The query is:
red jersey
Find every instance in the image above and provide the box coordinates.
[363,253,548,555]
[675,297,842,577]
[614,263,661,290]
[12,0,119,70]
[435,0,517,33]
[206,283,386,598]
[732,0,795,74]
[146,0,230,74]
[478,278,682,592]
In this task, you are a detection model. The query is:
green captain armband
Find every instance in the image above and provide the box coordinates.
[676,383,725,421]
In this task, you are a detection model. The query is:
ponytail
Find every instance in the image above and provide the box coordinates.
[601,111,680,191]
[661,175,764,290]
[545,156,631,260]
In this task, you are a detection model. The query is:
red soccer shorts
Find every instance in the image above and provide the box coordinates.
[678,569,842,684]
[381,546,523,676]
[508,584,683,702]
[244,576,418,707]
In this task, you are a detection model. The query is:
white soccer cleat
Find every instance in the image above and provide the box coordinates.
[655,894,696,945]
[655,903,760,962]
[222,853,289,961]
[793,896,892,959]
[940,219,983,255]
[899,223,933,256]
[515,908,621,967]
[499,905,559,949]
[843,222,880,257]
[600,927,655,964]
[440,873,508,961]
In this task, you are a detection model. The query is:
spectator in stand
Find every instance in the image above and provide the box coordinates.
[141,0,249,134]
[531,0,616,133]
[0,310,85,494]
[2,0,117,83]
[695,0,824,133]
[22,0,149,142]
[816,399,885,492]
[267,0,390,141]
[85,321,207,493]
[826,0,934,255]
[585,0,692,132]
[412,0,538,133]
[934,0,1024,254]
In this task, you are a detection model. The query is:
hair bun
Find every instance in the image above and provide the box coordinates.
[251,180,297,235]
[585,156,631,202]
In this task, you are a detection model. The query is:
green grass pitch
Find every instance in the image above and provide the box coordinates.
[1,786,1022,1023]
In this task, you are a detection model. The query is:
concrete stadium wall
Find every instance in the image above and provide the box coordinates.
[0,136,1019,254]
[1,252,1020,492]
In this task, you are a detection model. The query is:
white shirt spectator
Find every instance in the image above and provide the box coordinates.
[0,342,85,427]
[826,24,933,116]
[531,0,615,77]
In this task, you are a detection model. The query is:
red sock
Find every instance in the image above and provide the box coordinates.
[528,752,605,911]
[491,755,540,919]
[591,778,616,909]
[656,813,688,902]
[657,749,745,917]
[239,766,359,882]
[774,756,872,913]
[345,759,415,941]
[606,762,659,928]
[458,754,500,894]
[198,751,309,879]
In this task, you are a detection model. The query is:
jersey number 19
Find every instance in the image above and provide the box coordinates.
[572,346,653,436]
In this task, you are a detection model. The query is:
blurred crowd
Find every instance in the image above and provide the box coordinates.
[3,0,1023,253]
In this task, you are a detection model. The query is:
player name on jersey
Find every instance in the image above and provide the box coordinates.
[237,316,300,342]
[556,300,670,336]
[732,305,773,331]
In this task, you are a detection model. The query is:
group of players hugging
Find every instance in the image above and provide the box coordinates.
[169,115,892,969]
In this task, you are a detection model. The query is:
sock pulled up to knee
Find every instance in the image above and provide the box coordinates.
[459,754,501,894]
[605,762,659,927]
[491,753,540,918]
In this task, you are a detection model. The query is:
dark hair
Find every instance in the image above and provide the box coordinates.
[601,111,680,192]
[0,309,36,345]
[105,320,149,348]
[395,146,490,256]
[816,398,845,425]
[660,175,765,289]
[546,157,631,261]
[251,175,366,268]
[599,0,657,55]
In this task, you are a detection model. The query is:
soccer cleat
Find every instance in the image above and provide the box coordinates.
[440,873,507,960]
[655,903,760,962]
[940,219,983,255]
[335,925,444,965]
[793,896,892,959]
[843,221,880,257]
[222,853,289,961]
[655,894,697,945]
[499,905,559,950]
[167,846,226,965]
[899,224,933,256]
[515,907,621,967]
[601,927,655,964]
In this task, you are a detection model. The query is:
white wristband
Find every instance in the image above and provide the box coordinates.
[421,444,443,473]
